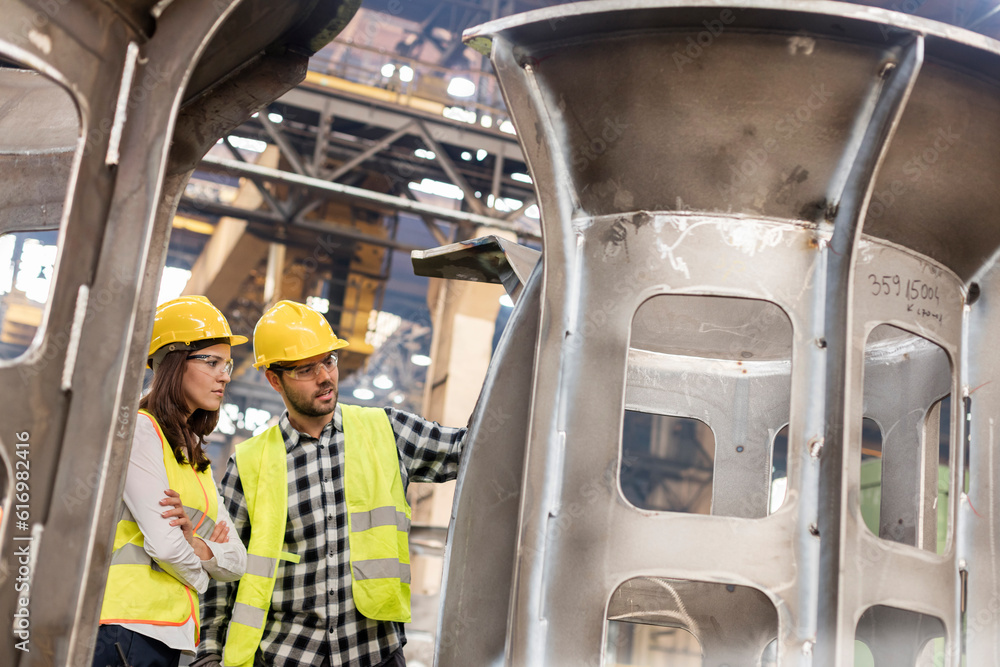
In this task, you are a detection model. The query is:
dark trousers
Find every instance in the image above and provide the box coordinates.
[313,647,405,667]
[377,648,406,667]
[91,625,181,667]
[254,646,406,667]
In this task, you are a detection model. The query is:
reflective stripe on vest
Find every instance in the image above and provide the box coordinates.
[353,557,411,584]
[120,503,215,539]
[99,410,218,645]
[231,602,267,629]
[110,543,165,573]
[342,404,412,623]
[350,506,410,533]
[120,504,215,539]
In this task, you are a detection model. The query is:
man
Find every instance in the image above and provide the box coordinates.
[195,300,467,667]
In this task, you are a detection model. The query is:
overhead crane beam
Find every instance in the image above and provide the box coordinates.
[196,154,541,242]
[280,77,524,163]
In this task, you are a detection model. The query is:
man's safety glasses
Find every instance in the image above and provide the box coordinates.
[269,353,338,381]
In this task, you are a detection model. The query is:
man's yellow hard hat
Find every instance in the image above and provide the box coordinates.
[253,300,349,369]
[148,295,248,367]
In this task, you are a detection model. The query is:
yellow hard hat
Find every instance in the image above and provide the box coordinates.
[253,300,349,369]
[148,295,248,368]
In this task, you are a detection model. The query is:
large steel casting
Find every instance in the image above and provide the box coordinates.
[428,1,1000,665]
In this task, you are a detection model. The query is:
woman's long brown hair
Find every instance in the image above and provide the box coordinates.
[139,349,219,472]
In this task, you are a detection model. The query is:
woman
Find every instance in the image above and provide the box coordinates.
[93,296,248,667]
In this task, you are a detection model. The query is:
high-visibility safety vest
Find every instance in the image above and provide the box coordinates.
[223,404,411,667]
[99,410,219,645]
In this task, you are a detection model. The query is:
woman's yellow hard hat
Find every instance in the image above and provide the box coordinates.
[148,295,248,367]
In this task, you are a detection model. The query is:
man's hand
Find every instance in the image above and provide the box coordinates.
[190,652,222,667]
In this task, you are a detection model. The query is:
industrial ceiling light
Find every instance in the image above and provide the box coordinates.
[399,65,414,82]
[446,76,476,98]
[443,106,477,124]
[409,178,464,200]
[305,296,329,313]
[411,354,431,367]
[227,135,267,153]
[373,374,394,390]
[353,387,375,400]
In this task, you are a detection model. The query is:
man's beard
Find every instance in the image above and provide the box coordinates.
[285,379,338,418]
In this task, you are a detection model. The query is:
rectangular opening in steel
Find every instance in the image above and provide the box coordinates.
[625,294,792,518]
[860,323,953,554]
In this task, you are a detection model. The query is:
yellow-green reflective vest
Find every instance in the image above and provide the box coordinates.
[223,405,410,667]
[99,410,219,645]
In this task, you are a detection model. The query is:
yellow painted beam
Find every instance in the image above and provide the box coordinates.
[304,71,446,117]
[172,215,215,235]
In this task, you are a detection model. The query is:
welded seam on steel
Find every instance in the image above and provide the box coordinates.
[816,35,925,666]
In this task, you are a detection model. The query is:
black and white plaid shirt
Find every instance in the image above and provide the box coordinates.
[198,404,466,666]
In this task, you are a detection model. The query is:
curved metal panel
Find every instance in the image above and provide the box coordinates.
[0,2,360,665]
[436,1,1000,664]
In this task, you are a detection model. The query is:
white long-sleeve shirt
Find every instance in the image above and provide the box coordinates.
[114,413,246,652]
